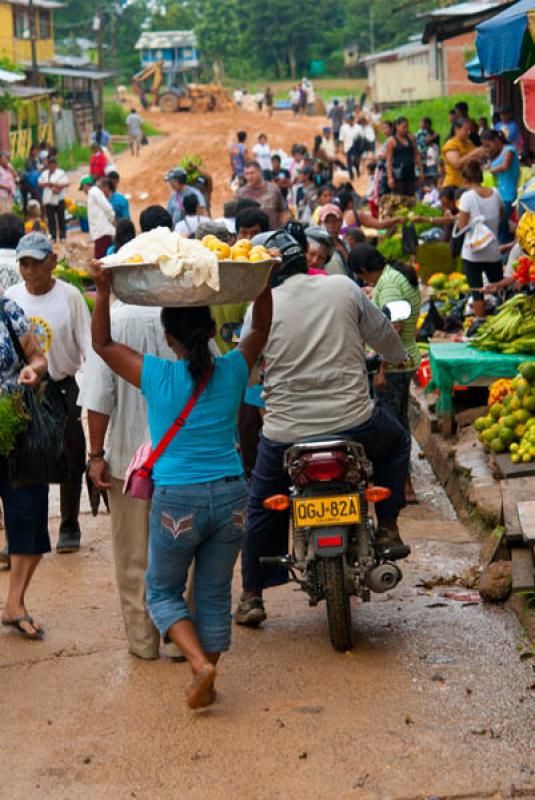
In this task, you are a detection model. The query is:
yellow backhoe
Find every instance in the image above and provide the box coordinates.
[132,61,235,113]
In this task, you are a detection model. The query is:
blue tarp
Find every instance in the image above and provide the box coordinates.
[476,0,535,76]
[465,55,485,83]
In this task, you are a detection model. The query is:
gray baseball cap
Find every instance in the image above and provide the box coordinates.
[16,233,53,261]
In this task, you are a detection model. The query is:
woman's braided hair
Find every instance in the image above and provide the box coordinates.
[161,306,214,388]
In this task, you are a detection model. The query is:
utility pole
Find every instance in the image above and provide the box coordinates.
[369,5,375,53]
[28,0,38,84]
[96,8,104,126]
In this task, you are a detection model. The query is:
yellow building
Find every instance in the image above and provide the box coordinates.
[0,0,61,67]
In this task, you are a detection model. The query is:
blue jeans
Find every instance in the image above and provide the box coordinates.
[146,477,248,653]
[241,405,410,593]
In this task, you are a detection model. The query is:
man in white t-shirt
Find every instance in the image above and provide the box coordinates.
[252,134,272,177]
[7,233,91,553]
[339,115,362,179]
[80,176,116,259]
[38,156,69,242]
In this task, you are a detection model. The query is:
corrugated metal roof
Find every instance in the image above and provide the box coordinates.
[0,68,25,83]
[37,66,114,80]
[135,30,197,50]
[361,40,429,65]
[0,85,54,98]
[4,0,64,8]
[53,55,93,68]
[419,0,508,19]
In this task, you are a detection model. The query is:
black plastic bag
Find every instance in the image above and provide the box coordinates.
[402,223,419,255]
[416,298,445,342]
[9,380,69,487]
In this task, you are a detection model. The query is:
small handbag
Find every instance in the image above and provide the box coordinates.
[123,367,212,500]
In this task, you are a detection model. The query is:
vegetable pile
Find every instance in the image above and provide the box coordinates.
[512,255,535,286]
[0,393,30,457]
[474,362,535,461]
[470,294,535,354]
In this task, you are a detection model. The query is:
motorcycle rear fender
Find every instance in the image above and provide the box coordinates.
[310,526,348,557]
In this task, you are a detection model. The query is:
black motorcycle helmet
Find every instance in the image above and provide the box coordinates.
[284,220,307,251]
[251,230,308,286]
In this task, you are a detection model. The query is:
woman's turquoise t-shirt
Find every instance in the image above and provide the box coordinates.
[141,348,248,486]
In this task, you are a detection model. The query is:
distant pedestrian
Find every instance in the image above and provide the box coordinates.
[265,86,274,118]
[386,117,423,197]
[80,176,116,259]
[126,108,144,157]
[495,105,523,153]
[289,86,300,116]
[107,171,130,220]
[252,134,272,179]
[328,99,345,146]
[38,156,69,242]
[0,152,16,214]
[229,131,249,180]
[482,129,520,244]
[91,123,111,149]
[89,143,108,179]
[174,194,210,237]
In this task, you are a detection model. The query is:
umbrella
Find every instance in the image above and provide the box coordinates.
[477,0,535,77]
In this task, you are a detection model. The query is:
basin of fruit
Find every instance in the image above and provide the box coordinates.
[101,229,277,307]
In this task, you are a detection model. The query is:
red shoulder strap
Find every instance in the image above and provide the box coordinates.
[142,365,213,474]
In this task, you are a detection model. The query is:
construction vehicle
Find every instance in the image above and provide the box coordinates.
[132,60,235,113]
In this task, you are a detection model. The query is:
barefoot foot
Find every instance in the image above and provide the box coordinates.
[186,664,216,710]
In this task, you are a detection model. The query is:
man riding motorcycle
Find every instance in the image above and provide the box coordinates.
[234,231,412,627]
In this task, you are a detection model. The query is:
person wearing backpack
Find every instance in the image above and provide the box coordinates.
[457,160,503,318]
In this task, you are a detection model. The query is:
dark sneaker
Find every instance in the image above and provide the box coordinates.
[375,525,404,552]
[56,531,81,553]
[234,596,267,627]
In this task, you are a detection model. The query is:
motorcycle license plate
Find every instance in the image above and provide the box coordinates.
[293,495,361,528]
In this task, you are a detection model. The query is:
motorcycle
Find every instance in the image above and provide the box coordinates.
[260,300,413,652]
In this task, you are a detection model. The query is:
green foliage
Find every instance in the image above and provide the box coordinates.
[104,102,159,137]
[0,393,30,457]
[383,94,491,146]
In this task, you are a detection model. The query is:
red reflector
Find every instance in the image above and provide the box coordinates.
[304,458,346,482]
[317,535,343,548]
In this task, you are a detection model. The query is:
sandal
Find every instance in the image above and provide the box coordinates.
[2,614,44,640]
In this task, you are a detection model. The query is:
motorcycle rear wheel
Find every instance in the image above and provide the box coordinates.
[323,556,353,652]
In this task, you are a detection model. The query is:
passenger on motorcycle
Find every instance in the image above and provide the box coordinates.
[234,231,412,627]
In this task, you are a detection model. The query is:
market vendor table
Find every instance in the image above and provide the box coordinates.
[428,342,528,436]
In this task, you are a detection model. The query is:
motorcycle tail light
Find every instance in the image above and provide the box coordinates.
[317,534,343,548]
[291,451,353,486]
[263,494,290,511]
[365,486,392,503]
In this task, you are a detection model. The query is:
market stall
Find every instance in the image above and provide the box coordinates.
[428,342,529,435]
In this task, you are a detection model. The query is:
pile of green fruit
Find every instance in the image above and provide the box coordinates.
[474,362,535,461]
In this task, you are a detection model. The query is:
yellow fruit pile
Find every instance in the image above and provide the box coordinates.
[517,210,535,257]
[488,378,513,407]
[202,236,270,262]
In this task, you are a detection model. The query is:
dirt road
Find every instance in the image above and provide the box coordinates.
[1,451,534,800]
[73,107,349,224]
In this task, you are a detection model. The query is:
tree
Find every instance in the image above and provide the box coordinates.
[195,0,240,79]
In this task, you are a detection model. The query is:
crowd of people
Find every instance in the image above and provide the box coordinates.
[0,91,533,711]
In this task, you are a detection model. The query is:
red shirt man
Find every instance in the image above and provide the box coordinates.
[89,144,107,179]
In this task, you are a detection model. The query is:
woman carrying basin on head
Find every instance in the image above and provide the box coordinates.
[90,260,275,710]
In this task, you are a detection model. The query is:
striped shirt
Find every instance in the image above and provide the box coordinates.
[373,264,421,373]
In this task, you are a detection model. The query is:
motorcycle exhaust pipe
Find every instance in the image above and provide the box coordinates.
[366,562,402,593]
